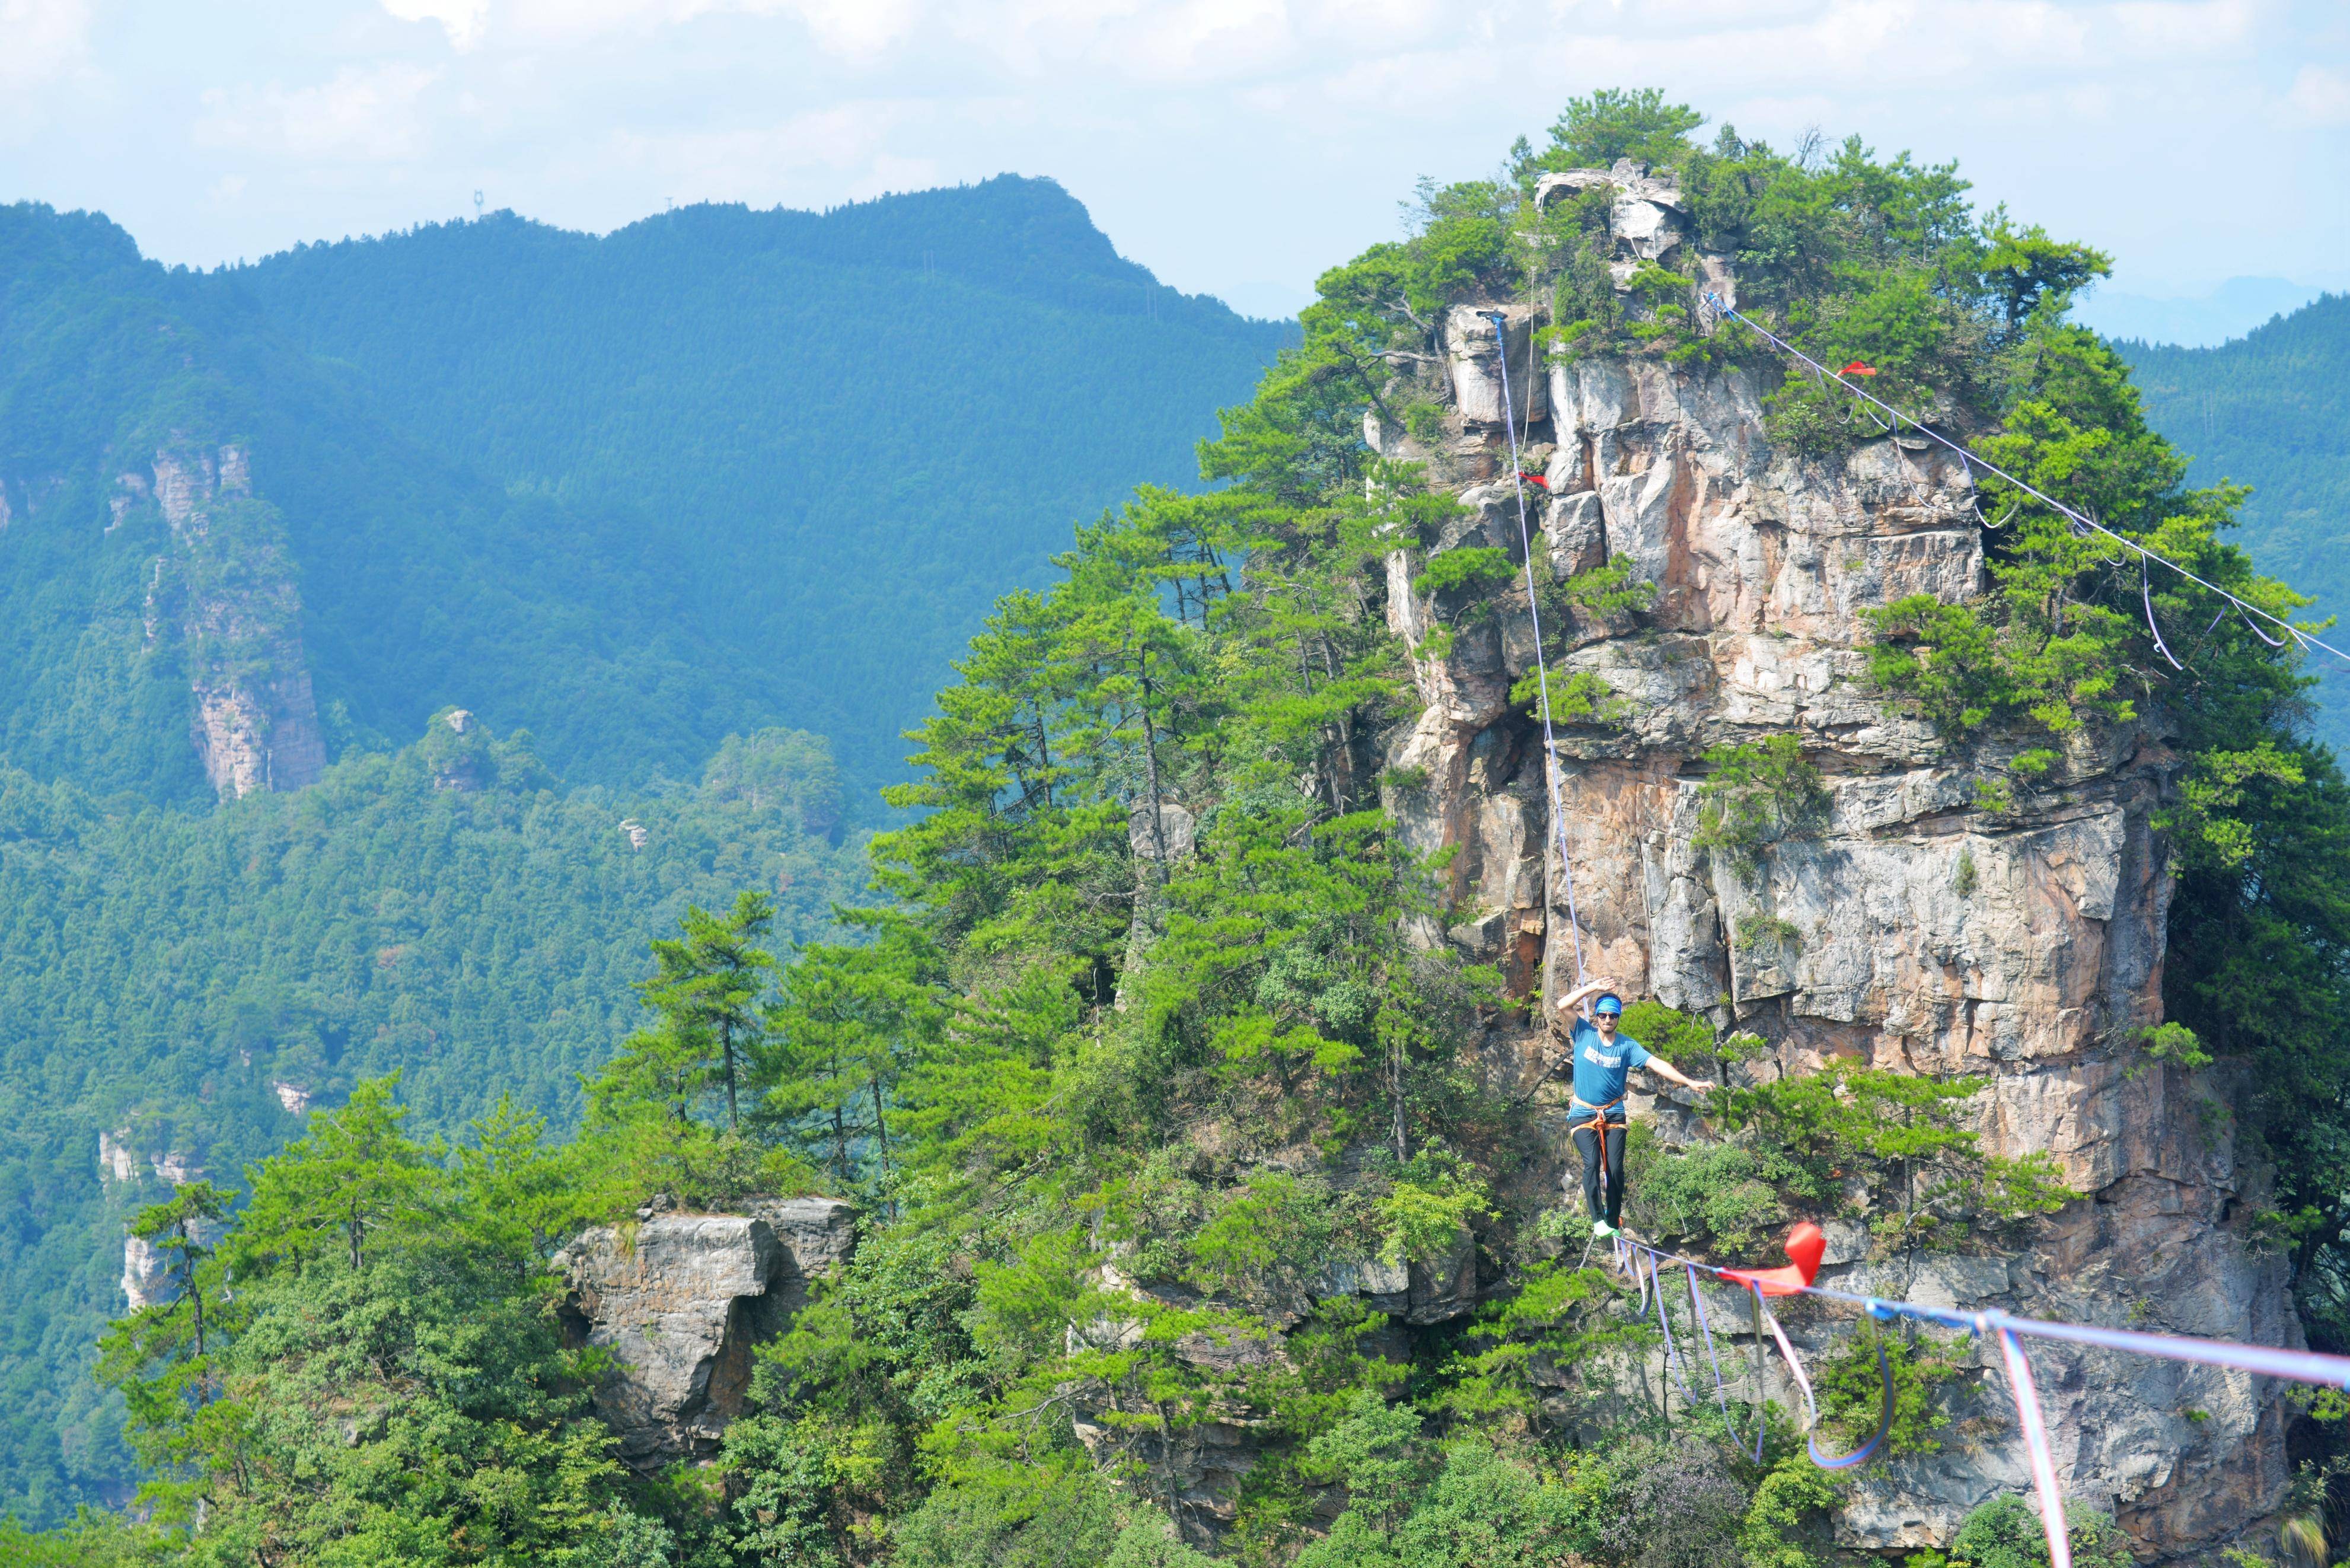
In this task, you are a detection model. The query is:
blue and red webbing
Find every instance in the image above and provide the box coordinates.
[1609,1227,2350,1568]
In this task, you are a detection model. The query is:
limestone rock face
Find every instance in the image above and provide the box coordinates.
[122,1235,168,1311]
[1380,326,2296,1557]
[1129,801,1198,861]
[558,1201,855,1469]
[142,444,326,798]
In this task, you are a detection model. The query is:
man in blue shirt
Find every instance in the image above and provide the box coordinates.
[1547,976,1715,1239]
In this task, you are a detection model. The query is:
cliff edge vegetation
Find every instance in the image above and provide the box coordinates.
[21,90,2350,1568]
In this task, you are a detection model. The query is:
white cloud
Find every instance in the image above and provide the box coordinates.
[589,103,930,202]
[0,0,91,91]
[503,0,923,54]
[381,0,493,50]
[197,64,445,162]
[2285,63,2350,126]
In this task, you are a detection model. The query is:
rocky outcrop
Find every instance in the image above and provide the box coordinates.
[98,1129,138,1185]
[121,1235,169,1311]
[136,444,326,798]
[557,1198,854,1468]
[1129,800,1198,861]
[1364,177,2295,1559]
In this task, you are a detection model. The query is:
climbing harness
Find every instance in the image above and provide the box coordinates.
[1702,293,2350,670]
[1568,1091,1630,1223]
[1484,310,1590,988]
[1598,1221,2350,1568]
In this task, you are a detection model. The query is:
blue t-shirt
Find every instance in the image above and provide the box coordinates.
[1568,1017,1650,1108]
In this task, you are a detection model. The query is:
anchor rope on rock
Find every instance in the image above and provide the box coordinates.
[1699,292,2350,670]
[1482,310,1588,989]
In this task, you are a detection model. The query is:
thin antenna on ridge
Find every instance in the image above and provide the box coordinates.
[473,190,483,220]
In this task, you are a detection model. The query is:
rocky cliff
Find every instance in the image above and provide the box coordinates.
[133,443,326,797]
[556,1196,856,1470]
[1356,162,2297,1559]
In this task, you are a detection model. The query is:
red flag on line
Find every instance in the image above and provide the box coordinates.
[1718,1221,1828,1298]
[1520,471,1551,490]
[1839,361,1877,377]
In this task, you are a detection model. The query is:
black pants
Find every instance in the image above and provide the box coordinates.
[1571,1117,1628,1225]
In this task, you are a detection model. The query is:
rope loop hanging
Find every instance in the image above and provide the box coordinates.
[2144,557,2186,672]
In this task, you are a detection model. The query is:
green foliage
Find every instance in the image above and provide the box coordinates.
[1291,1392,1596,1568]
[1736,914,1803,953]
[1616,1000,1721,1065]
[86,1078,658,1563]
[0,719,859,1519]
[1560,557,1657,616]
[25,86,2350,1567]
[1509,666,1623,726]
[1692,734,1830,877]
[1812,1319,1955,1457]
[1411,547,1515,598]
[1621,1128,1788,1255]
[1541,88,1707,172]
[1946,1493,2134,1568]
[1373,1146,1491,1266]
[1739,1458,1845,1568]
[0,190,1284,809]
[2122,294,2350,757]
[1720,1062,2077,1241]
[2135,1021,2214,1071]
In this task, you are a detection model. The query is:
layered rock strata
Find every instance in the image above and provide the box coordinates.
[1364,164,2295,1558]
[557,1198,856,1468]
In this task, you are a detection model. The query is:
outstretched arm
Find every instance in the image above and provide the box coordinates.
[1643,1056,1717,1097]
[1553,975,1618,1022]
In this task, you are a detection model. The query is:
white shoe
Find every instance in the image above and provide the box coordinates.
[1592,1220,1617,1239]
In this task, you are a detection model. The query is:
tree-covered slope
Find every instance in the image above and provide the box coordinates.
[25,91,2348,1568]
[0,721,860,1522]
[2121,294,2350,752]
[0,181,1291,809]
[229,179,1294,799]
[0,203,751,805]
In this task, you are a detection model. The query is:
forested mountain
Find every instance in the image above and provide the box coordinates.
[21,93,2346,1567]
[0,180,1288,1521]
[2121,294,2350,752]
[0,720,863,1521]
[0,180,1291,807]
[230,179,1293,799]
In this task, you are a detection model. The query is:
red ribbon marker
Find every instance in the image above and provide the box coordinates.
[1839,361,1877,377]
[1520,471,1551,490]
[1720,1221,1827,1298]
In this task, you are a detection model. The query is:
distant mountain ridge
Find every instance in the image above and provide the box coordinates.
[2122,293,2350,754]
[0,177,1292,811]
[2077,275,2330,348]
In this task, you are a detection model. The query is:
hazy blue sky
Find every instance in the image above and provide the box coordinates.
[5,0,2346,320]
